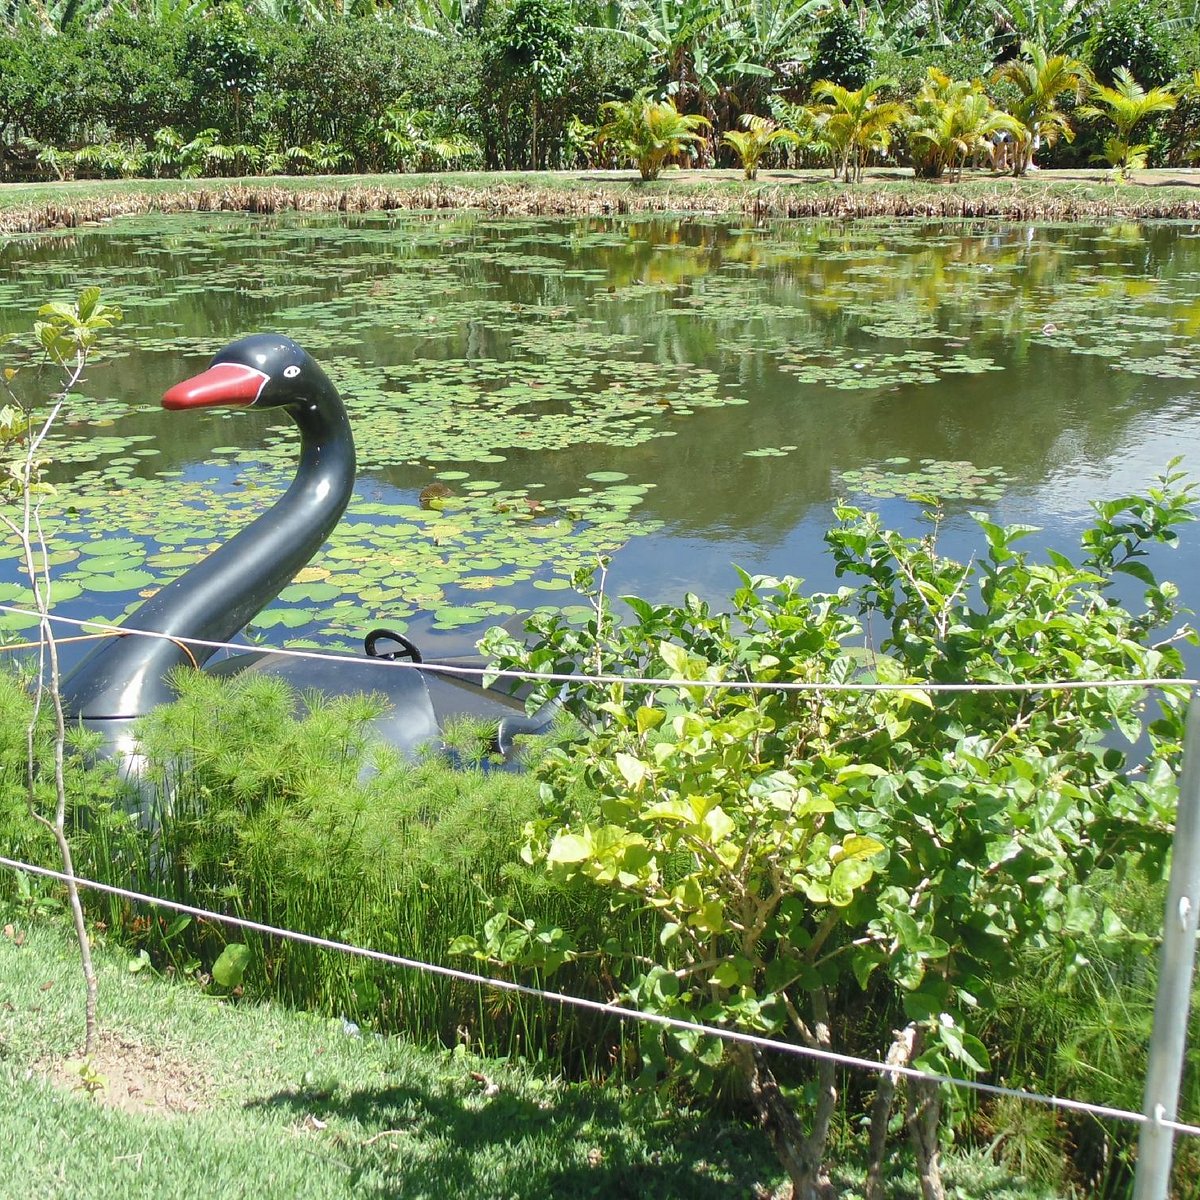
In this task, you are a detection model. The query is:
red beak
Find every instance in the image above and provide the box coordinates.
[163,362,270,410]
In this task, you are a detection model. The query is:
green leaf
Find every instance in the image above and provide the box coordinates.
[829,857,874,906]
[1114,560,1157,585]
[615,752,649,790]
[547,831,592,865]
[658,640,689,676]
[636,705,665,735]
[212,943,251,989]
[838,835,886,861]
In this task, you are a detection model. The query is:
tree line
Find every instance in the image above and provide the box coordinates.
[1,0,1197,180]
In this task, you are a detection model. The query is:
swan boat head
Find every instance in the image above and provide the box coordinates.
[61,334,552,770]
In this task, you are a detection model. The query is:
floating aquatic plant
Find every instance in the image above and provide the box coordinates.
[838,458,1011,502]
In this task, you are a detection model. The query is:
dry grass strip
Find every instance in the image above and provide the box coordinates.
[3,178,1200,235]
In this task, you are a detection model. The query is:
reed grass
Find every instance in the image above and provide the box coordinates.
[0,668,647,1077]
[980,874,1200,1198]
[2,168,1200,236]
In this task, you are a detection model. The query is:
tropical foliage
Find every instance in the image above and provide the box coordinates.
[809,76,907,182]
[477,474,1196,1198]
[2,0,1199,179]
[993,40,1091,173]
[1078,65,1177,176]
[721,113,800,178]
[597,89,710,178]
[905,68,1023,179]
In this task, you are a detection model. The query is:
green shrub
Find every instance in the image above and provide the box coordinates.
[0,30,88,148]
[480,23,652,170]
[265,19,481,169]
[808,3,875,95]
[78,14,191,142]
[1086,0,1179,88]
[876,38,997,100]
[479,471,1196,1196]
[182,2,271,142]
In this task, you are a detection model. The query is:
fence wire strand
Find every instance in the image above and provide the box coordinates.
[1,604,1196,696]
[1,854,1197,1140]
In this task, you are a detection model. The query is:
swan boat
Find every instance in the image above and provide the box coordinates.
[60,334,553,765]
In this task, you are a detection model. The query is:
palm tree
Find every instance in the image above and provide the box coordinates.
[808,78,908,183]
[722,114,801,179]
[1077,67,1177,178]
[906,69,1024,180]
[992,41,1091,175]
[597,91,712,179]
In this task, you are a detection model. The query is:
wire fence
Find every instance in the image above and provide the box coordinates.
[0,602,1198,1189]
[2,603,1198,695]
[1,853,1198,1140]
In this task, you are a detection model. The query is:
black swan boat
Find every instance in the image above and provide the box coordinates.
[60,334,552,764]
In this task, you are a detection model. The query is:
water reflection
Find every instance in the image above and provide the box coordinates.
[1,213,1199,651]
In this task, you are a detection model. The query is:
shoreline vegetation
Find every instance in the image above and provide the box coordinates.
[3,167,1200,235]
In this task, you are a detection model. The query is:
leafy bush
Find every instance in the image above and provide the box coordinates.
[479,22,652,170]
[79,14,191,142]
[265,19,480,169]
[809,3,875,95]
[478,472,1195,1197]
[1086,0,1179,88]
[480,0,573,169]
[182,2,270,142]
[597,90,711,179]
[875,38,997,100]
[0,30,89,149]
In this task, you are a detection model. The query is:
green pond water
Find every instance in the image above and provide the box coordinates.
[2,212,1200,667]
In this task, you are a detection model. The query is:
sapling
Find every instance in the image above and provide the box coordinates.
[0,288,122,1056]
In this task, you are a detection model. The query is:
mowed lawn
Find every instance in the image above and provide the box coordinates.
[0,917,1064,1200]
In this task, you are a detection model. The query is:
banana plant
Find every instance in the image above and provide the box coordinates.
[721,113,800,179]
[107,0,214,25]
[1077,66,1177,179]
[990,0,1092,54]
[612,0,725,105]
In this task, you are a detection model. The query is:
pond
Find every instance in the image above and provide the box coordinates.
[2,213,1200,670]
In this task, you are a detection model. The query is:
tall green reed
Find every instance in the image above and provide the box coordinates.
[67,669,649,1078]
[979,872,1200,1198]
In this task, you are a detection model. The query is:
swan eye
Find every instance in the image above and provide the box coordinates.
[282,365,301,379]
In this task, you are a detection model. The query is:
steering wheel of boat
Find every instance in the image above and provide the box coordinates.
[364,628,424,664]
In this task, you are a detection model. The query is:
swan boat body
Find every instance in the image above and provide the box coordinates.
[60,334,551,765]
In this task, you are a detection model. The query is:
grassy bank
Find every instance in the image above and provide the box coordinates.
[0,917,1060,1200]
[2,168,1200,235]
